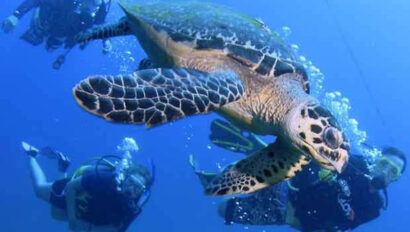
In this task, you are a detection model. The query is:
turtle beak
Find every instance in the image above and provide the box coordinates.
[302,142,348,174]
[327,154,347,173]
[319,149,348,173]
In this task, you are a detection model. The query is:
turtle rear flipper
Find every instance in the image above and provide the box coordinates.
[75,17,131,45]
[204,138,310,196]
[73,68,245,127]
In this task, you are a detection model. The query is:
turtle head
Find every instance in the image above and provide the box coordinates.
[286,102,350,173]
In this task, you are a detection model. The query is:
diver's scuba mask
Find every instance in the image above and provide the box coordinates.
[121,174,148,199]
[371,146,406,190]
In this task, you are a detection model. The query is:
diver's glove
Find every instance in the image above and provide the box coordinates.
[21,141,39,158]
[2,15,18,33]
[102,39,112,54]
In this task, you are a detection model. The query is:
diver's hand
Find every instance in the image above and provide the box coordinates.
[102,40,112,54]
[2,15,18,33]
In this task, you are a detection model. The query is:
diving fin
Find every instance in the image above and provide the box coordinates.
[189,154,218,188]
[39,147,71,172]
[209,119,267,156]
[21,141,39,157]
[75,17,131,45]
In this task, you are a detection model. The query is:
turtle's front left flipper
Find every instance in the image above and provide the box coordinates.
[75,17,131,45]
[204,138,310,196]
[73,68,245,127]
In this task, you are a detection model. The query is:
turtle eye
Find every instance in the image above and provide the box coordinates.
[323,127,342,149]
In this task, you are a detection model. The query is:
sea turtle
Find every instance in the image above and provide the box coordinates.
[73,2,350,196]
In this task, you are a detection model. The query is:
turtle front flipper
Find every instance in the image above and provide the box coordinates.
[75,17,132,45]
[204,138,310,196]
[73,68,245,127]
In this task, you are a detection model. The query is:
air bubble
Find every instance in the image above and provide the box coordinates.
[291,44,299,51]
[281,26,292,37]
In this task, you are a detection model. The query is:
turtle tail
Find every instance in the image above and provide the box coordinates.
[75,17,131,44]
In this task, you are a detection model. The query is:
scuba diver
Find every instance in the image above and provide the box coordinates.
[2,0,112,69]
[190,119,406,232]
[21,138,154,232]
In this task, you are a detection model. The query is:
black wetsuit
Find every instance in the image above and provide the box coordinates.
[11,0,109,48]
[223,182,289,225]
[222,155,385,232]
[290,155,384,232]
[77,168,141,230]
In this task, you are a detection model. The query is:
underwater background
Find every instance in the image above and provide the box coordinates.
[0,0,409,231]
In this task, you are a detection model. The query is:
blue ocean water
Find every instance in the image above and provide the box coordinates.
[0,0,409,231]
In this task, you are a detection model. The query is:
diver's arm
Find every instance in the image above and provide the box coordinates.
[2,0,40,32]
[12,0,41,19]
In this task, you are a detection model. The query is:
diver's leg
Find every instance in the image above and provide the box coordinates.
[51,206,68,221]
[21,28,43,45]
[28,156,52,202]
[20,9,43,46]
[286,202,302,230]
[52,48,71,70]
[46,37,64,52]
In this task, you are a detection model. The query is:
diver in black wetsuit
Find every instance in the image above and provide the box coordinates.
[2,0,112,69]
[21,140,154,232]
[191,119,406,232]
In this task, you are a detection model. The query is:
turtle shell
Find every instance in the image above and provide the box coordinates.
[121,2,308,88]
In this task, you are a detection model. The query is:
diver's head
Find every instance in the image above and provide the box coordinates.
[122,163,152,197]
[288,102,350,173]
[371,146,406,190]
